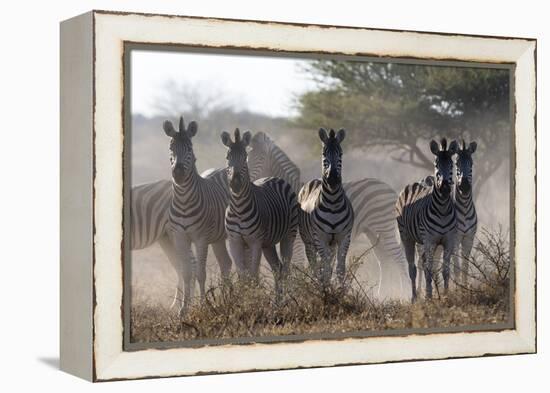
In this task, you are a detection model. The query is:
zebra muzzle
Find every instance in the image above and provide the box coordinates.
[458,178,471,193]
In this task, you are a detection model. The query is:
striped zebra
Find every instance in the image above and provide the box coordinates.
[163,117,232,314]
[298,128,354,285]
[396,138,458,301]
[415,140,478,290]
[248,131,408,297]
[221,128,298,295]
[454,140,478,285]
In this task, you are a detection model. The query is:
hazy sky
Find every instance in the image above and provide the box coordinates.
[131,50,317,118]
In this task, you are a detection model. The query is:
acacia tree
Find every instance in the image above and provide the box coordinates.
[295,61,511,196]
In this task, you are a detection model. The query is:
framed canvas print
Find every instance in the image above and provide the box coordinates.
[60,10,537,381]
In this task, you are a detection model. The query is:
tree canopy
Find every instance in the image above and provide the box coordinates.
[295,61,511,195]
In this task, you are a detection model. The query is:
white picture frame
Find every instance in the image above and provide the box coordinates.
[60,10,536,382]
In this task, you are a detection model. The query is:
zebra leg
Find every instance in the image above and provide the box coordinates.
[158,235,181,309]
[461,234,475,286]
[401,237,417,302]
[364,230,384,297]
[433,245,443,292]
[364,229,408,299]
[194,240,209,300]
[442,245,453,293]
[291,238,307,267]
[171,235,196,316]
[248,242,263,281]
[314,239,333,287]
[423,243,436,300]
[303,242,319,276]
[212,239,232,279]
[415,244,424,297]
[227,237,246,278]
[336,231,352,285]
[452,235,462,287]
[328,248,336,285]
[279,233,296,278]
[243,245,252,273]
[263,245,284,298]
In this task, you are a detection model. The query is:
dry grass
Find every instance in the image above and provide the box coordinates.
[130,229,510,344]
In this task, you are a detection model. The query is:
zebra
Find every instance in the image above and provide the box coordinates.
[415,140,478,291]
[298,128,354,285]
[221,128,299,295]
[163,116,232,314]
[396,138,458,301]
[248,131,408,297]
[454,140,478,285]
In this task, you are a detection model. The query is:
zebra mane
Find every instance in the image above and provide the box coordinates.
[252,132,300,176]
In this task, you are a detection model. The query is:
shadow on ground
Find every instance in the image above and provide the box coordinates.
[37,357,59,370]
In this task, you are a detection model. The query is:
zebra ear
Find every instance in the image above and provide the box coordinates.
[242,131,252,147]
[336,128,346,143]
[469,141,477,154]
[448,140,459,155]
[318,128,328,144]
[163,121,178,138]
[221,131,232,147]
[187,121,198,138]
[429,139,439,155]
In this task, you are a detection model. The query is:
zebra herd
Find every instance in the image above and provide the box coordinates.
[396,139,478,301]
[131,116,478,314]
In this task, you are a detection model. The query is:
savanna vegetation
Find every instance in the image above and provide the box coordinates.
[131,228,511,343]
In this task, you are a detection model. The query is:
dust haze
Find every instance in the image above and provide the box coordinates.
[129,51,511,327]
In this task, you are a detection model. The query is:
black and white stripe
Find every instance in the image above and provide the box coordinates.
[163,117,232,314]
[298,128,354,285]
[248,131,408,296]
[396,138,458,301]
[130,179,172,250]
[454,140,478,285]
[222,128,298,295]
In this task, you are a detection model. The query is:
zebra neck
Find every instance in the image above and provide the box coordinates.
[229,179,254,214]
[455,188,476,231]
[250,154,268,180]
[320,179,344,206]
[431,185,453,214]
[456,188,474,207]
[171,166,202,204]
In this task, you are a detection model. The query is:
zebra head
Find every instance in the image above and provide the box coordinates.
[163,116,198,185]
[456,140,477,194]
[429,137,458,197]
[221,128,252,194]
[318,128,346,190]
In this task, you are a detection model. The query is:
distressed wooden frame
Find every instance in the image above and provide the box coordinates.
[60,10,536,382]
